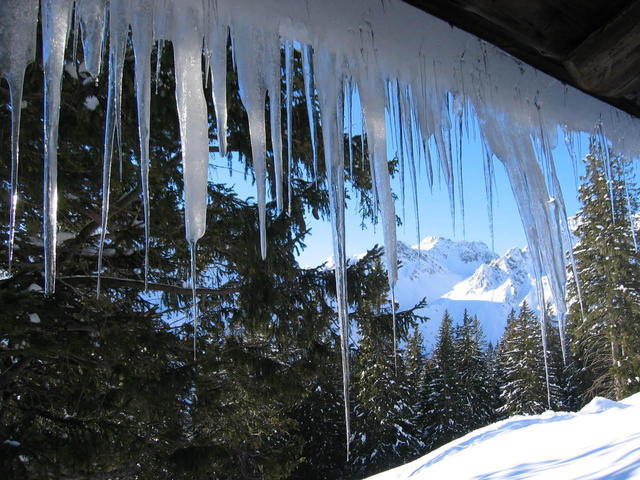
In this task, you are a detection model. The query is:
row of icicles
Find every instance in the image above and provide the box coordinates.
[1,0,617,459]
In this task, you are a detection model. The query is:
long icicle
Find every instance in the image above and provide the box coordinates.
[132,0,154,290]
[391,284,397,376]
[285,39,294,215]
[265,34,284,215]
[302,44,318,182]
[1,0,38,270]
[154,39,163,94]
[7,77,24,270]
[190,241,198,360]
[347,78,354,177]
[315,48,350,459]
[208,16,228,157]
[97,0,128,296]
[42,0,74,295]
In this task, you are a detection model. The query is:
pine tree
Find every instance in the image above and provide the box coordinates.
[351,334,423,477]
[544,304,579,411]
[289,340,349,480]
[404,326,426,427]
[423,310,465,450]
[348,250,425,477]
[485,341,503,418]
[497,303,561,416]
[567,141,640,402]
[453,311,497,431]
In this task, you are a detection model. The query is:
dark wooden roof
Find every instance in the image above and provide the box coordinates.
[402,0,640,117]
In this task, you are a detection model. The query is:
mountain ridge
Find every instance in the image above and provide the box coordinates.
[391,236,548,348]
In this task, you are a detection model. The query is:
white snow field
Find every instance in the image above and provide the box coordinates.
[368,392,640,480]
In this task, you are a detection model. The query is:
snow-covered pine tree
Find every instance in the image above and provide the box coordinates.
[350,332,423,477]
[453,311,498,431]
[544,303,579,411]
[423,310,465,450]
[290,340,349,480]
[404,326,426,429]
[485,341,503,417]
[348,249,425,477]
[497,303,562,415]
[567,141,640,401]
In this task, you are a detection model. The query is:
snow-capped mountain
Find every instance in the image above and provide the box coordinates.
[391,236,549,349]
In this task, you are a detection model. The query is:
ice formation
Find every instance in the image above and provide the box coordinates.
[3,0,640,455]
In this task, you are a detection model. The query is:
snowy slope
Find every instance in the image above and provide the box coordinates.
[368,392,640,480]
[390,237,550,348]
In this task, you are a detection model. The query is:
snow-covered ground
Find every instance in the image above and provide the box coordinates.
[368,392,640,480]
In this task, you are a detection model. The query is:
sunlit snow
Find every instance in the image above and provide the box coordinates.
[369,392,640,480]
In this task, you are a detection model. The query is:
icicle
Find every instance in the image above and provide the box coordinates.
[434,123,456,234]
[314,48,350,459]
[455,99,465,238]
[395,81,407,224]
[77,0,106,78]
[347,78,354,177]
[597,122,617,223]
[360,70,398,287]
[170,0,210,247]
[132,0,154,290]
[207,7,228,157]
[267,49,284,215]
[233,23,279,259]
[285,39,294,215]
[154,39,163,94]
[481,139,496,253]
[6,79,24,271]
[302,44,318,181]
[41,0,74,295]
[0,0,39,269]
[71,3,80,63]
[97,0,130,295]
[424,138,434,191]
[401,86,420,247]
[391,285,397,376]
[190,241,198,360]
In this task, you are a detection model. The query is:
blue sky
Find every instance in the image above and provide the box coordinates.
[297,128,586,266]
[214,125,587,268]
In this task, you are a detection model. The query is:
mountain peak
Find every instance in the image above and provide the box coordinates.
[391,237,548,347]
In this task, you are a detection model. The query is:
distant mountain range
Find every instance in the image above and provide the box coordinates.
[388,237,549,349]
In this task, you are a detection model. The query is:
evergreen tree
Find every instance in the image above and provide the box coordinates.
[423,310,464,450]
[348,250,425,477]
[289,340,349,480]
[544,304,579,411]
[497,303,562,416]
[404,326,426,427]
[567,141,640,402]
[485,341,503,418]
[453,311,497,431]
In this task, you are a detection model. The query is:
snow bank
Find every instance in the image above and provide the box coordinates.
[368,392,640,479]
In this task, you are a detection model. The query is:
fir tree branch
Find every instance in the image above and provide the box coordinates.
[59,275,240,296]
